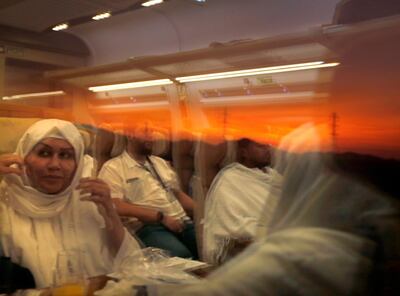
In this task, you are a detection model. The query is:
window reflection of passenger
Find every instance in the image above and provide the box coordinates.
[154,124,400,295]
[99,124,198,259]
[0,119,141,289]
[203,138,281,265]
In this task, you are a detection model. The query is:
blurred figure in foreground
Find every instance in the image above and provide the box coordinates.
[153,123,400,295]
[202,138,282,265]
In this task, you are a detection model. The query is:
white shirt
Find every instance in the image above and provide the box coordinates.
[203,162,282,264]
[99,151,186,219]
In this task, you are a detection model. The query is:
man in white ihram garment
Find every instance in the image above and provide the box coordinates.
[203,138,282,265]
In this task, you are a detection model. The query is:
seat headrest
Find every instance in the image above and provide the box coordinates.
[0,117,94,155]
[152,130,170,158]
[110,131,127,158]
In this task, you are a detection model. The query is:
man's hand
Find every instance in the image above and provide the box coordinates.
[161,215,184,233]
[170,188,194,217]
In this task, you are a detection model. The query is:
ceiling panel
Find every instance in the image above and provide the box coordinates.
[62,68,155,87]
[0,0,140,32]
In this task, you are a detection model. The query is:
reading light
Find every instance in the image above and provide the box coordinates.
[88,79,173,92]
[52,23,68,31]
[92,12,111,20]
[142,0,164,7]
[176,62,339,83]
[2,91,66,100]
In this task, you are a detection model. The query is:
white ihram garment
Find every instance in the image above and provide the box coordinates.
[202,162,281,264]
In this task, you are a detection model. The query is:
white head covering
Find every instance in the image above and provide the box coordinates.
[2,119,84,218]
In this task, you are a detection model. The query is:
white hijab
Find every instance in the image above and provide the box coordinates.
[2,119,84,218]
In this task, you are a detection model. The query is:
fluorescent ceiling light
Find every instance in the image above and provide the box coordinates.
[94,101,169,109]
[176,62,339,83]
[178,62,323,81]
[142,0,164,7]
[52,23,68,31]
[88,79,173,92]
[200,91,328,105]
[2,91,65,100]
[92,12,111,20]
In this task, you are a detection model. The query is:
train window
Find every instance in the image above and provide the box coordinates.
[0,1,399,295]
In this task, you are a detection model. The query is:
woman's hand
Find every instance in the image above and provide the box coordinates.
[0,154,24,176]
[77,177,125,255]
[77,178,113,210]
[77,178,117,227]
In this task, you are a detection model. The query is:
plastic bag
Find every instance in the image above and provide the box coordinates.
[96,248,204,296]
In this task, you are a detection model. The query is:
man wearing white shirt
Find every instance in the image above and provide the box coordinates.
[99,125,197,259]
[203,138,281,264]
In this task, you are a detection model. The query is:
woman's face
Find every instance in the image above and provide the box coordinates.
[24,138,77,194]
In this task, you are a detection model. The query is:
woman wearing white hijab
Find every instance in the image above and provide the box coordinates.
[0,119,140,288]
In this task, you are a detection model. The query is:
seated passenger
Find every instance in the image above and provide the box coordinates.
[203,138,282,265]
[99,124,198,259]
[154,124,400,295]
[0,119,141,288]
